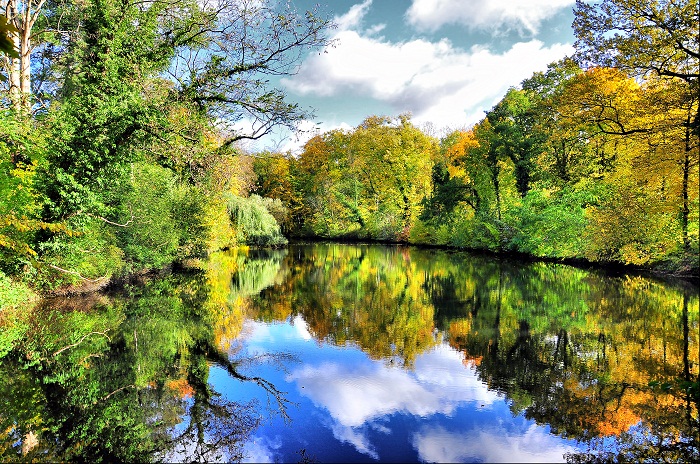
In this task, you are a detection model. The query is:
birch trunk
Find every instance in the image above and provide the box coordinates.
[2,0,47,113]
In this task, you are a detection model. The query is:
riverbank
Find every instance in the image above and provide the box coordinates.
[2,236,696,309]
[289,236,700,281]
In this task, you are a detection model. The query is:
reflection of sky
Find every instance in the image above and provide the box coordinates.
[287,345,500,428]
[213,317,583,463]
[413,424,576,463]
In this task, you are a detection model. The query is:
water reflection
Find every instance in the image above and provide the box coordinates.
[242,244,699,462]
[1,244,698,462]
[0,257,291,462]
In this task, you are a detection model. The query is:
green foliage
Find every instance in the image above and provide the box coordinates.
[226,194,288,247]
[506,188,591,258]
[583,179,682,265]
[295,115,436,241]
[0,270,266,461]
[115,162,208,271]
[0,270,37,313]
[0,114,43,268]
[34,216,124,290]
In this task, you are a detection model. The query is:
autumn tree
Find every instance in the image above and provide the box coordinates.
[349,115,435,240]
[520,58,605,187]
[421,129,481,225]
[573,0,699,258]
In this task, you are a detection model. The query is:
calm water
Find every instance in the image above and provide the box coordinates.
[1,244,698,462]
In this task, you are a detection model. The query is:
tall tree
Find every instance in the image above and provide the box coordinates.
[573,0,699,256]
[485,87,543,197]
[1,0,44,111]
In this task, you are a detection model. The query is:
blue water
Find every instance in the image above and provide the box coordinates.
[211,317,586,463]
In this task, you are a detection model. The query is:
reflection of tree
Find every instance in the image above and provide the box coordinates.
[8,244,692,460]
[440,260,699,460]
[234,244,698,459]
[236,243,697,460]
[248,244,438,366]
[205,248,288,349]
[0,269,292,462]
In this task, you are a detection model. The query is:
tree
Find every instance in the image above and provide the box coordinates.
[169,0,335,145]
[573,0,699,86]
[253,152,301,233]
[485,87,543,198]
[573,0,699,259]
[520,58,603,187]
[420,130,481,224]
[349,114,435,240]
[1,0,46,111]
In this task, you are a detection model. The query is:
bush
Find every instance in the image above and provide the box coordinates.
[0,270,37,311]
[506,188,589,258]
[115,162,209,271]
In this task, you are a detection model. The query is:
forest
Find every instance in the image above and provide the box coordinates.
[1,0,698,307]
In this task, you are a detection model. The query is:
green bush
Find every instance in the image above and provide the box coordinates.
[506,188,589,258]
[116,162,209,270]
[34,217,125,290]
[0,270,37,311]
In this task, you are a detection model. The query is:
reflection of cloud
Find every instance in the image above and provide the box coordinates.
[286,344,499,456]
[412,423,576,463]
[291,314,313,341]
[289,345,497,427]
[329,422,379,460]
[242,435,282,463]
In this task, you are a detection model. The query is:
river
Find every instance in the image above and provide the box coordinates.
[1,243,698,462]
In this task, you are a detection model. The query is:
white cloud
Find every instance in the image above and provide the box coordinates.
[291,314,313,341]
[283,29,573,129]
[412,423,577,463]
[405,0,575,35]
[287,344,499,428]
[334,0,373,31]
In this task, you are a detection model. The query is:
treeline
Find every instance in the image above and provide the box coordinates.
[256,58,699,274]
[0,0,333,303]
[252,0,699,274]
[0,0,698,304]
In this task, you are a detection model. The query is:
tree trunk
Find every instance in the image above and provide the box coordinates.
[681,116,692,254]
[20,15,30,103]
[3,0,40,113]
[5,0,22,109]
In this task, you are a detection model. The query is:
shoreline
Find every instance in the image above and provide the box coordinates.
[8,239,697,303]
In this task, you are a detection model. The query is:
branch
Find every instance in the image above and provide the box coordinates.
[45,263,110,283]
[99,384,136,403]
[53,330,112,357]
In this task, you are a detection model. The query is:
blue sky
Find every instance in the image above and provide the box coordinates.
[252,0,577,152]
